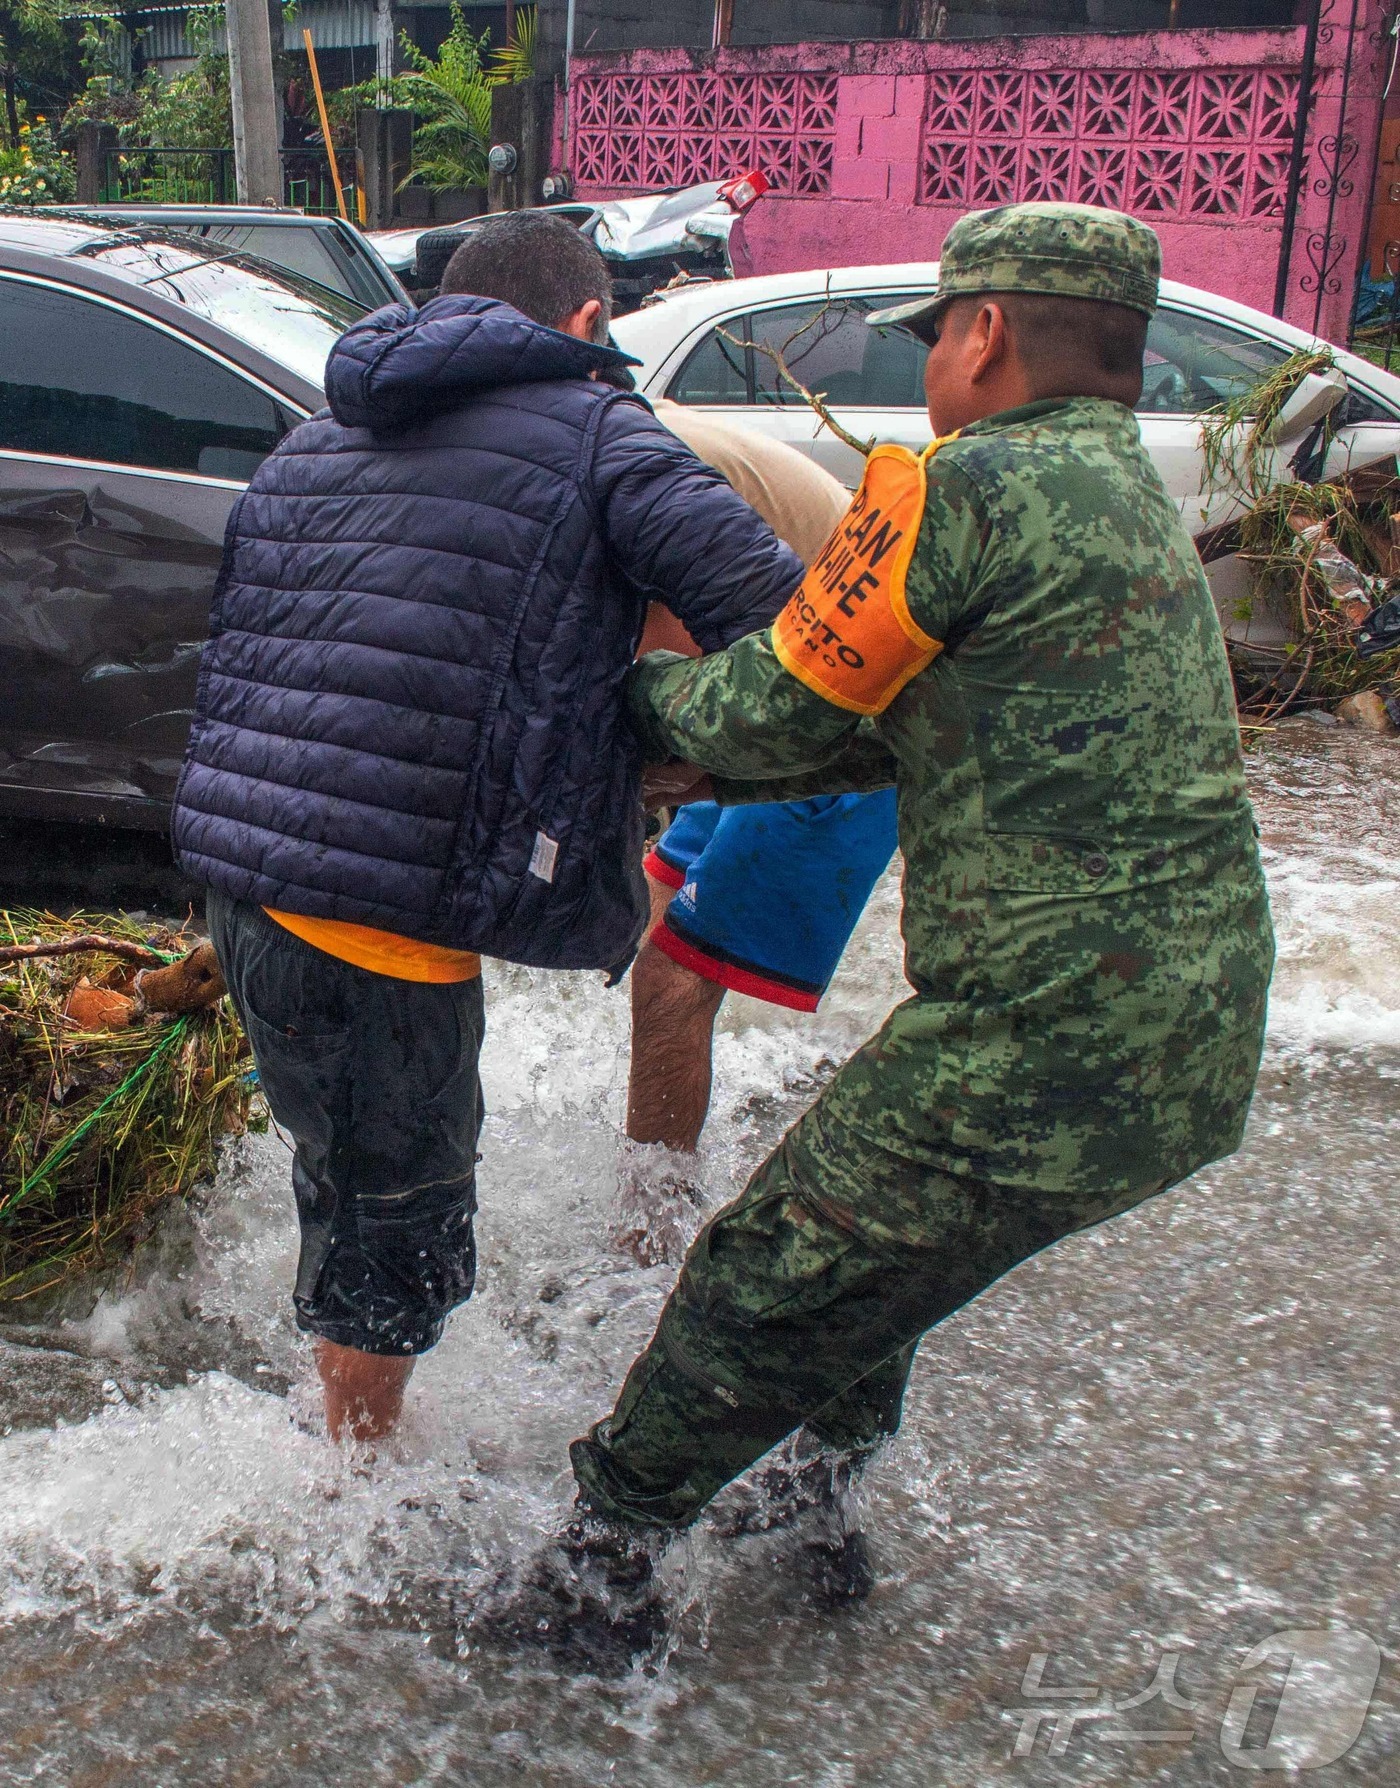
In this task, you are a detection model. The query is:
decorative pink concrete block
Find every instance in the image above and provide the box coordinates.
[568,8,1389,346]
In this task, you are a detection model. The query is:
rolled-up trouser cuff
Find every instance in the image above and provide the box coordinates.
[295,1305,451,1358]
[570,1430,703,1531]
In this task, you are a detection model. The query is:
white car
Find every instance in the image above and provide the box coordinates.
[610,264,1400,537]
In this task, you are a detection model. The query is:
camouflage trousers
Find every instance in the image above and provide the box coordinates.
[571,1000,1169,1530]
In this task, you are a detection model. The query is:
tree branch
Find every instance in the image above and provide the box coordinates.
[715,315,876,459]
[0,934,169,969]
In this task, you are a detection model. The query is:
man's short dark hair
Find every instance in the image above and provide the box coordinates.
[439,212,612,339]
[995,291,1149,383]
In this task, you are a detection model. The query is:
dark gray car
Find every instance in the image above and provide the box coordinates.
[48,204,407,312]
[0,214,346,830]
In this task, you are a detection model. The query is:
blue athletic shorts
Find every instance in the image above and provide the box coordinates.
[644,792,898,1011]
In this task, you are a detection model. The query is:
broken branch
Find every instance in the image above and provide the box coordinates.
[0,934,170,969]
[715,321,877,459]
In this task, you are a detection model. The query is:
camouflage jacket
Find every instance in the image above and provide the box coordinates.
[628,396,1274,1197]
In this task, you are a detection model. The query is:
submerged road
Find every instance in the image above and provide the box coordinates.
[0,718,1395,1785]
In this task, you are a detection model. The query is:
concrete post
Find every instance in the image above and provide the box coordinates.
[227,0,282,205]
[355,107,414,229]
[374,0,395,102]
[487,78,554,212]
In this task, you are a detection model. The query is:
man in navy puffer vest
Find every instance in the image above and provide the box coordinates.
[172,214,803,1442]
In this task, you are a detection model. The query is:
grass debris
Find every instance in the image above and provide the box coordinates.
[1198,346,1400,725]
[0,908,260,1306]
[1229,480,1400,723]
[1200,346,1339,502]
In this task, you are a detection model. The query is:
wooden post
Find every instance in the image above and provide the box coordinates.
[355,105,413,229]
[712,0,734,50]
[304,26,349,221]
[75,121,118,204]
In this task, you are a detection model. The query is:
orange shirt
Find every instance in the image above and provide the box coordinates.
[264,910,481,983]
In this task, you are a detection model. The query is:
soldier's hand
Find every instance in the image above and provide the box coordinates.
[642,762,714,810]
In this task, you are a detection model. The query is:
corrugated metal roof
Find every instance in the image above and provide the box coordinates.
[70,0,378,55]
[283,0,376,50]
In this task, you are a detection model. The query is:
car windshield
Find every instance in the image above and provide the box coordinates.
[77,235,357,389]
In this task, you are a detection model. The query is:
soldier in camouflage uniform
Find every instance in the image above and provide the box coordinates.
[510,203,1275,1660]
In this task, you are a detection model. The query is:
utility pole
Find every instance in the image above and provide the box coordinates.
[227,0,282,206]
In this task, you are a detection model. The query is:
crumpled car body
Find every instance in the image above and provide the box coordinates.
[372,173,767,312]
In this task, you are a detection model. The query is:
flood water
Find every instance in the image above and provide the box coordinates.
[1,719,1397,1786]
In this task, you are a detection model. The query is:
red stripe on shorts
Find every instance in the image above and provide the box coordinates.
[649,920,821,1013]
[643,849,686,891]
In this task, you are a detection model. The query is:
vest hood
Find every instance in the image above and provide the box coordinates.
[325,294,641,433]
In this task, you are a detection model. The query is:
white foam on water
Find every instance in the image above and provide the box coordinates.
[0,872,911,1635]
[1252,727,1400,1051]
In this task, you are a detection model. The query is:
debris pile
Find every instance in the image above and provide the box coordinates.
[1200,347,1400,730]
[0,911,259,1305]
[1231,486,1400,729]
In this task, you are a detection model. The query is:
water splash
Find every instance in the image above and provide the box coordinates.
[1,725,1397,1784]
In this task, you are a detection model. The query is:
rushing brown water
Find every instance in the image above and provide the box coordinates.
[1,718,1396,1786]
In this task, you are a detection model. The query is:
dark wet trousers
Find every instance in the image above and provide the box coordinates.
[206,892,485,1356]
[571,1031,1164,1529]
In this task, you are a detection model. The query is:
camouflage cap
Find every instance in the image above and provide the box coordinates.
[868,202,1161,332]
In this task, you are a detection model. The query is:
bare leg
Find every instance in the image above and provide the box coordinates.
[627,885,726,1152]
[617,874,727,1264]
[315,1338,416,1443]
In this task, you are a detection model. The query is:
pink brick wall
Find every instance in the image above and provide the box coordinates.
[567,10,1388,344]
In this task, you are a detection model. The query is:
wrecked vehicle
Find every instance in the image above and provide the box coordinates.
[611,264,1400,506]
[0,214,338,830]
[370,170,769,309]
[47,203,408,313]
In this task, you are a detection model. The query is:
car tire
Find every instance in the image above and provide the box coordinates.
[414,226,475,295]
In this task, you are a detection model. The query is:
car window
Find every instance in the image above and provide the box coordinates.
[89,238,354,387]
[670,319,750,402]
[202,224,352,302]
[1336,381,1400,424]
[669,294,932,408]
[0,277,290,479]
[1139,308,1293,415]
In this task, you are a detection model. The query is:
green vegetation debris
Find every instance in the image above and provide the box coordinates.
[0,909,261,1306]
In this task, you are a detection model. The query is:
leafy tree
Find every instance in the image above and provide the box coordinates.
[489,6,534,85]
[0,0,66,149]
[395,3,492,191]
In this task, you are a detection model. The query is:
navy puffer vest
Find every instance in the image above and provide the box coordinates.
[171,297,802,969]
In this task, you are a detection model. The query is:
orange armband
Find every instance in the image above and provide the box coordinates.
[771,437,955,716]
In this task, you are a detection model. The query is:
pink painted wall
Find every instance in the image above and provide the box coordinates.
[567,9,1389,344]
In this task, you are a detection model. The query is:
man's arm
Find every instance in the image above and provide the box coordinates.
[628,637,860,781]
[626,451,993,787]
[591,399,804,651]
[711,721,898,804]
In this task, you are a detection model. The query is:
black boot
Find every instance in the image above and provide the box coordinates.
[712,1432,877,1607]
[478,1508,670,1673]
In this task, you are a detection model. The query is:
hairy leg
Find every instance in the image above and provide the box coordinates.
[315,1338,416,1443]
[627,899,727,1152]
